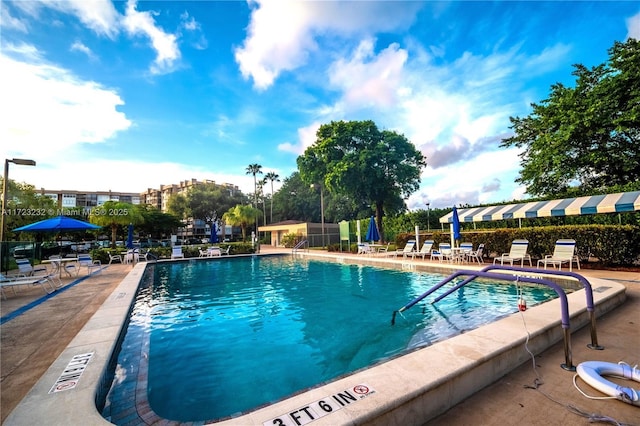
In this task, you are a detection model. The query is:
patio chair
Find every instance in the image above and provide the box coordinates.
[207,247,222,257]
[431,243,452,262]
[412,240,434,260]
[108,252,123,264]
[220,246,231,255]
[171,246,184,259]
[537,239,580,271]
[466,243,485,264]
[73,254,102,275]
[124,249,139,264]
[457,242,474,262]
[389,240,416,257]
[493,239,532,266]
[357,243,375,255]
[199,248,208,258]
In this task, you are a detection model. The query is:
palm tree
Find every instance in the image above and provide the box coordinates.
[89,201,144,249]
[245,164,263,208]
[265,172,280,224]
[222,204,260,242]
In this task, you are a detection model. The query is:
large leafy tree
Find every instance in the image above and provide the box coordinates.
[501,38,640,197]
[297,120,426,240]
[137,204,182,239]
[1,180,57,239]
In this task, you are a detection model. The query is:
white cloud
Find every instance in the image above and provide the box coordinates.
[278,122,320,155]
[328,39,408,110]
[122,0,180,75]
[627,12,640,40]
[42,0,121,39]
[235,0,422,89]
[0,48,131,162]
[1,2,28,32]
[70,40,97,60]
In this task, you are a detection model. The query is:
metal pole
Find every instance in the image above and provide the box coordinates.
[320,185,325,248]
[1,158,36,271]
[1,160,9,270]
[426,202,430,232]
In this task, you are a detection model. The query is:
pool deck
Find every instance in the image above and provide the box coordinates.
[1,247,638,425]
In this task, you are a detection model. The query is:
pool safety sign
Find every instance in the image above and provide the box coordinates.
[263,384,376,426]
[49,352,94,393]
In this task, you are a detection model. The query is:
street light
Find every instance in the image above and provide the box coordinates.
[310,183,325,248]
[1,158,36,266]
[426,202,430,232]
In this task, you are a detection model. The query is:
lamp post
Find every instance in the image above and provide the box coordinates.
[310,183,325,248]
[1,158,36,267]
[426,202,430,232]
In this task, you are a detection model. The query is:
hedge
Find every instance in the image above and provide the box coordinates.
[396,224,639,266]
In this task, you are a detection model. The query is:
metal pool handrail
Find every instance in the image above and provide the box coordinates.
[390,268,576,370]
[292,240,309,254]
[477,265,603,350]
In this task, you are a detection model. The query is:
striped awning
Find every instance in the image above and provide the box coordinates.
[439,191,640,224]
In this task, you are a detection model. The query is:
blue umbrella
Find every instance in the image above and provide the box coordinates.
[126,224,134,249]
[210,222,219,244]
[13,215,101,232]
[365,216,380,242]
[451,206,461,246]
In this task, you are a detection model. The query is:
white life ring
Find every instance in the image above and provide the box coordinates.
[576,361,640,406]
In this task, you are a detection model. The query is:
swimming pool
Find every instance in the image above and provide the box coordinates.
[100,256,558,423]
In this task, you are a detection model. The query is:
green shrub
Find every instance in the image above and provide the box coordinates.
[399,224,639,266]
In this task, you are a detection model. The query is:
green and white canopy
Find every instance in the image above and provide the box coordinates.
[439,191,640,224]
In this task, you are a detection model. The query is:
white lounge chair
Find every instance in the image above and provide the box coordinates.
[537,239,580,271]
[171,246,184,259]
[493,239,532,266]
[108,252,123,264]
[0,273,56,299]
[15,258,49,277]
[389,240,416,257]
[412,240,434,260]
[431,243,453,262]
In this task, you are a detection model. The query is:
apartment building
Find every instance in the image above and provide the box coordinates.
[40,179,241,240]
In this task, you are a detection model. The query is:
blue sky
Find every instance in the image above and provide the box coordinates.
[1,1,639,210]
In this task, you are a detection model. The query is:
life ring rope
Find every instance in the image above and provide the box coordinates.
[575,361,640,406]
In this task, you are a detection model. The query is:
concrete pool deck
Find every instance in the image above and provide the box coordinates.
[1,247,638,425]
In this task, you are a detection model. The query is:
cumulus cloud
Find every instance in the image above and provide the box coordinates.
[235,0,421,89]
[0,47,131,160]
[328,39,408,110]
[627,12,640,40]
[278,121,320,155]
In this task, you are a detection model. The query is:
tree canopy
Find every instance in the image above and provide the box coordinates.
[297,120,426,239]
[89,201,144,248]
[501,38,640,197]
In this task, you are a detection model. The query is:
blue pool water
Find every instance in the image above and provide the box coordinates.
[102,256,558,423]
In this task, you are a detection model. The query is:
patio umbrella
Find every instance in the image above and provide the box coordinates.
[13,215,101,232]
[126,224,134,249]
[210,222,219,244]
[450,206,461,247]
[365,216,380,243]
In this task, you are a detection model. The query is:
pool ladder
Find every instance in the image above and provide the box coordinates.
[292,240,309,254]
[391,265,605,371]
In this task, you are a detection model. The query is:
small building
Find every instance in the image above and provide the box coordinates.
[258,220,340,247]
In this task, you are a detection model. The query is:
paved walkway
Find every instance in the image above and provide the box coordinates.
[1,254,638,425]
